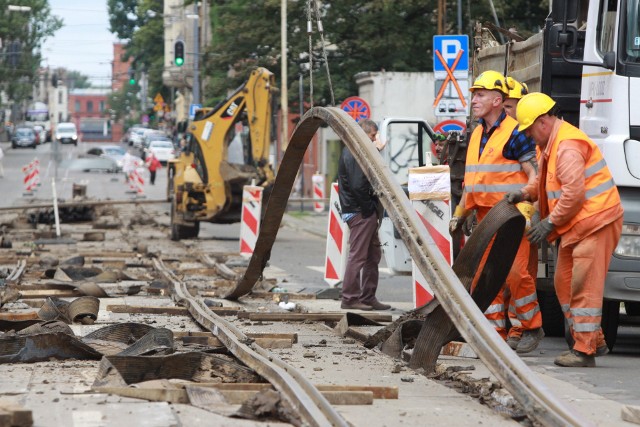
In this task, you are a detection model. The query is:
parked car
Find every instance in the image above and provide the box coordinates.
[146,140,176,164]
[55,122,79,145]
[11,126,37,149]
[128,126,146,147]
[140,129,166,149]
[86,145,142,172]
[60,156,119,173]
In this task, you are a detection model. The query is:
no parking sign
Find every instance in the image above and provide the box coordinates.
[340,96,371,122]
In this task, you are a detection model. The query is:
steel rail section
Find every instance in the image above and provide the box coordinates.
[0,199,168,212]
[5,260,26,284]
[225,106,590,427]
[152,258,348,427]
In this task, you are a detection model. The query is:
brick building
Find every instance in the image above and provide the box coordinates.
[68,88,111,142]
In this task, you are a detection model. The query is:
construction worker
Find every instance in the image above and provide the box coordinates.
[507,92,623,367]
[503,77,529,119]
[449,70,544,353]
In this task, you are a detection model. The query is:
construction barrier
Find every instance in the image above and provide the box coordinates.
[324,182,350,287]
[239,185,263,258]
[312,172,325,213]
[408,165,453,308]
[21,159,40,196]
[127,166,145,197]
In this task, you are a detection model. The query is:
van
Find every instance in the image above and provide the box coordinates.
[56,122,79,146]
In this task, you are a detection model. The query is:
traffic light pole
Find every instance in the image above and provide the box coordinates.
[192,3,200,105]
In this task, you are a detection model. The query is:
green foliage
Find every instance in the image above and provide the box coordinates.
[65,70,92,89]
[0,0,63,105]
[108,84,140,123]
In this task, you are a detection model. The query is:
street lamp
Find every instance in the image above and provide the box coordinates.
[7,5,31,12]
[186,5,200,106]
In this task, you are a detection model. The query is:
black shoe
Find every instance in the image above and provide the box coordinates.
[368,300,391,310]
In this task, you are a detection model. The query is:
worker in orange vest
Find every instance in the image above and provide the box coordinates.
[449,70,543,353]
[507,92,623,367]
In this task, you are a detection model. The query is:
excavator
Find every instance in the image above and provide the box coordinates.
[167,67,277,240]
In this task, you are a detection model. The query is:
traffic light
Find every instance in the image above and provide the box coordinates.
[174,40,185,67]
[128,68,135,85]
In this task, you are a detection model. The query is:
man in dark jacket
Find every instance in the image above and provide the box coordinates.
[338,119,391,311]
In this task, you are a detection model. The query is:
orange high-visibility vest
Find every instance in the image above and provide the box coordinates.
[542,121,620,236]
[464,115,528,209]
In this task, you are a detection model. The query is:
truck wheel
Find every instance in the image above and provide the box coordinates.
[624,301,640,316]
[538,289,565,337]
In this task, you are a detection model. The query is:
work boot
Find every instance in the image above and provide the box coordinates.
[506,336,521,350]
[516,328,545,354]
[340,301,373,311]
[559,344,609,358]
[368,300,391,311]
[554,349,595,367]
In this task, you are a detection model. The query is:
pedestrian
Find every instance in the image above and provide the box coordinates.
[0,146,4,178]
[338,119,390,311]
[449,70,544,353]
[145,151,161,185]
[122,149,136,183]
[506,92,623,367]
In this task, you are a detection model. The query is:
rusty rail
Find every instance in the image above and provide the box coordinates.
[224,106,591,427]
[152,257,348,427]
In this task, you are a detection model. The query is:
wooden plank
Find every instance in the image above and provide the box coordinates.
[315,385,398,400]
[107,305,189,316]
[94,387,189,404]
[249,291,317,300]
[236,312,392,322]
[13,289,80,298]
[180,336,224,347]
[0,402,33,427]
[441,341,478,359]
[0,312,39,321]
[320,391,373,405]
[253,338,292,349]
[246,332,298,344]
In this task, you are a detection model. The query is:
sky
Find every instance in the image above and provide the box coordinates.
[41,0,118,87]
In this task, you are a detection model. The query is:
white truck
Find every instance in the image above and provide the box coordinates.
[474,0,640,349]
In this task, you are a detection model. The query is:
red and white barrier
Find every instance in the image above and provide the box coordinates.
[408,166,453,308]
[312,172,325,213]
[239,185,263,258]
[127,167,145,197]
[21,159,40,196]
[324,182,350,287]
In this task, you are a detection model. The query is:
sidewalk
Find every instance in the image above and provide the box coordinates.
[282,209,328,238]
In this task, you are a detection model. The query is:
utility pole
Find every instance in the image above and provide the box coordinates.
[192,2,200,105]
[281,0,288,151]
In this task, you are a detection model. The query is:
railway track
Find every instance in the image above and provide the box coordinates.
[0,110,609,426]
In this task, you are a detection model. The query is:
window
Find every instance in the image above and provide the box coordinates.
[626,0,640,61]
[74,101,80,112]
[99,101,105,112]
[58,91,63,104]
[597,0,617,54]
[87,101,93,112]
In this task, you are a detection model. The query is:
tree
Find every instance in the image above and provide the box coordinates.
[107,0,168,107]
[0,0,63,112]
[65,70,92,89]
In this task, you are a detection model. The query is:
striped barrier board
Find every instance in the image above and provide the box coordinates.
[324,182,349,287]
[240,186,263,258]
[312,173,325,213]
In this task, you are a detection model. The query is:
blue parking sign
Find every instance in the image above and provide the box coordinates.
[433,35,469,74]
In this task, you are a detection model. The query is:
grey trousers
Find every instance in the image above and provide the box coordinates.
[342,213,382,305]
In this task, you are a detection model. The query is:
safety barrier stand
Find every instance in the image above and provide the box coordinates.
[21,159,39,196]
[312,172,325,213]
[323,182,350,287]
[408,165,453,308]
[125,163,146,198]
[239,185,263,258]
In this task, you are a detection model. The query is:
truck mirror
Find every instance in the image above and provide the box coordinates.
[548,24,579,54]
[551,0,578,23]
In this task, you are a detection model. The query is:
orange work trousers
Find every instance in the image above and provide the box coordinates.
[556,217,623,355]
[471,209,541,339]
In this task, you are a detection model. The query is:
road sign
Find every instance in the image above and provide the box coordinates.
[433,119,466,134]
[433,35,469,117]
[433,35,469,78]
[340,96,371,122]
[189,103,202,120]
[154,93,164,104]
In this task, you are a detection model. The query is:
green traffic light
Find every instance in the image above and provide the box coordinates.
[129,78,135,85]
[175,57,184,67]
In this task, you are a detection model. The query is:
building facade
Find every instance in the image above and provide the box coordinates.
[68,88,112,142]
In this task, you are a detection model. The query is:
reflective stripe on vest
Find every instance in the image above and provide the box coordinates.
[544,121,621,236]
[464,115,527,209]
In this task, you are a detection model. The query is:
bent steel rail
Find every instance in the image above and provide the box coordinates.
[225,106,590,426]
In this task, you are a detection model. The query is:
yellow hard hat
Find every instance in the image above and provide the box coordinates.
[516,92,557,131]
[470,70,508,95]
[505,77,529,100]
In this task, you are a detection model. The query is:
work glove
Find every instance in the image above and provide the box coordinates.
[526,217,554,245]
[461,211,476,236]
[449,205,471,235]
[505,191,525,204]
